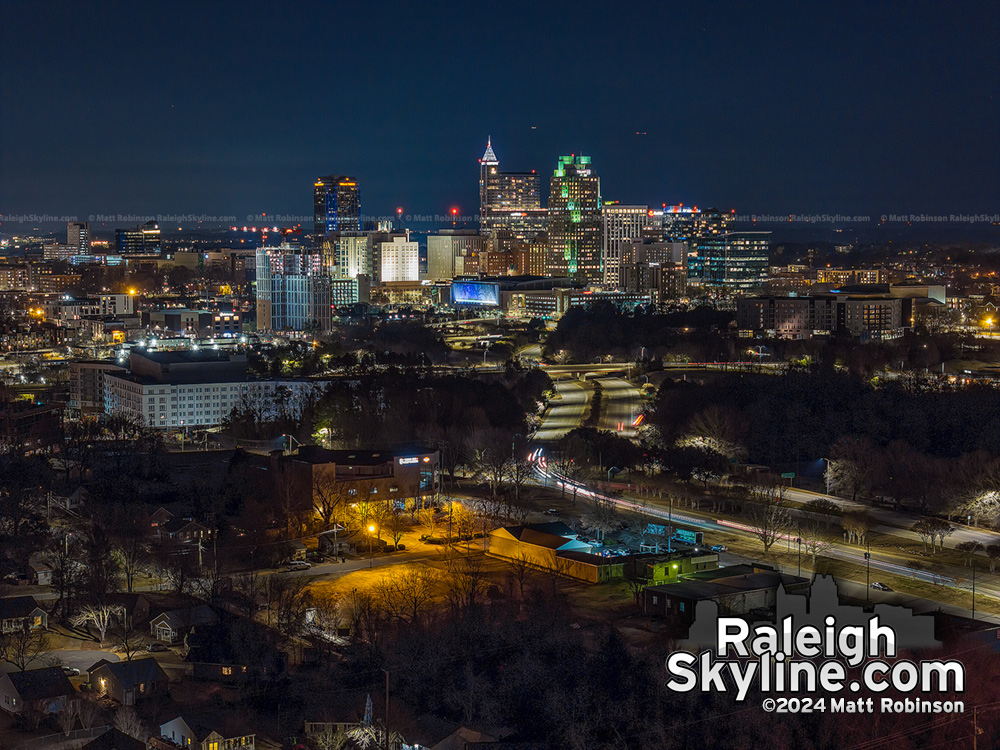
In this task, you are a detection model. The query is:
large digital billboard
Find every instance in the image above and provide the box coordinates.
[451,281,500,307]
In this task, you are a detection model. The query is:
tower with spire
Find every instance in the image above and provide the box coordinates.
[479,137,499,231]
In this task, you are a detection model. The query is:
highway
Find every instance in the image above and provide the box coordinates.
[598,377,641,438]
[537,467,1000,622]
[535,376,644,442]
[534,379,591,441]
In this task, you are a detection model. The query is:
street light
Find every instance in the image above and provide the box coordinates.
[368,525,376,568]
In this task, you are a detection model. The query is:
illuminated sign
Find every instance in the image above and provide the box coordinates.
[452,281,500,307]
[398,457,419,465]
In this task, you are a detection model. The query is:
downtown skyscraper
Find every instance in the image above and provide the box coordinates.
[478,139,546,238]
[314,175,361,236]
[547,155,602,283]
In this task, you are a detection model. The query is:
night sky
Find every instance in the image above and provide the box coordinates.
[2,0,998,231]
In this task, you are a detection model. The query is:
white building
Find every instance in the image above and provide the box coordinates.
[379,236,420,282]
[602,205,648,289]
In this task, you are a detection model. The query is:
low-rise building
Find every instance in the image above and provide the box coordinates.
[0,667,77,715]
[90,658,169,705]
[150,605,218,643]
[0,596,47,632]
[154,716,256,750]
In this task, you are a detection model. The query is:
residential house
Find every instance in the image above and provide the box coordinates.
[396,714,496,750]
[28,554,53,586]
[0,596,47,632]
[81,727,147,750]
[148,507,174,532]
[185,622,286,682]
[0,667,77,715]
[156,518,211,544]
[90,658,169,705]
[154,716,256,750]
[150,605,218,643]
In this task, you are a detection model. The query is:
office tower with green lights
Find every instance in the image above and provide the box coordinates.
[547,155,602,283]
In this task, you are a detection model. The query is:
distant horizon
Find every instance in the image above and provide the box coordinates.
[2,2,997,232]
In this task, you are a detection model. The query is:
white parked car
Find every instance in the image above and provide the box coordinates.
[287,561,312,571]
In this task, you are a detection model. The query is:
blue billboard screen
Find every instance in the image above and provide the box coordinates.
[452,281,500,307]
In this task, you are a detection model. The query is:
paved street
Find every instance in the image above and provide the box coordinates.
[0,649,118,674]
[598,377,641,438]
[534,379,591,441]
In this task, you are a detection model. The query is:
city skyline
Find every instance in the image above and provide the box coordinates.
[2,1,998,230]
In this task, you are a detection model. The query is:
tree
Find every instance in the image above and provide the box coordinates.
[312,470,349,529]
[744,481,791,554]
[623,557,648,605]
[313,729,348,750]
[986,544,1000,573]
[72,604,125,645]
[57,701,77,735]
[956,541,984,567]
[506,551,532,599]
[446,554,488,611]
[912,519,936,553]
[827,436,881,502]
[801,520,832,563]
[385,510,408,549]
[264,574,312,638]
[113,706,145,740]
[373,567,437,624]
[418,507,440,539]
[77,698,101,729]
[841,512,873,547]
[0,626,48,671]
[112,615,145,661]
[580,493,618,543]
[680,405,747,463]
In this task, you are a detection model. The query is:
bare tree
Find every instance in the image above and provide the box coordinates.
[801,520,832,563]
[264,574,312,637]
[505,551,532,599]
[956,541,985,566]
[77,697,101,729]
[373,568,437,624]
[232,571,265,619]
[113,706,145,740]
[841,512,873,547]
[987,543,1000,573]
[313,729,348,750]
[385,510,408,549]
[312,470,349,529]
[744,481,791,554]
[580,494,618,543]
[57,700,77,735]
[72,604,125,645]
[0,626,48,671]
[111,615,145,661]
[446,554,489,610]
[912,519,936,553]
[418,507,440,538]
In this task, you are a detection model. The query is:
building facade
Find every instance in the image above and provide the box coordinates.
[313,175,361,236]
[601,204,648,289]
[547,155,602,283]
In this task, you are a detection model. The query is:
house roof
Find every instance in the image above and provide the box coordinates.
[6,667,74,701]
[151,605,218,631]
[94,658,168,689]
[0,595,43,619]
[82,728,146,750]
[163,715,256,742]
[159,517,206,533]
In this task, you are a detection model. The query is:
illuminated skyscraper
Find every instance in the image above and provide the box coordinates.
[478,139,546,238]
[693,231,770,292]
[601,204,648,288]
[67,221,90,252]
[547,155,602,283]
[314,175,361,236]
